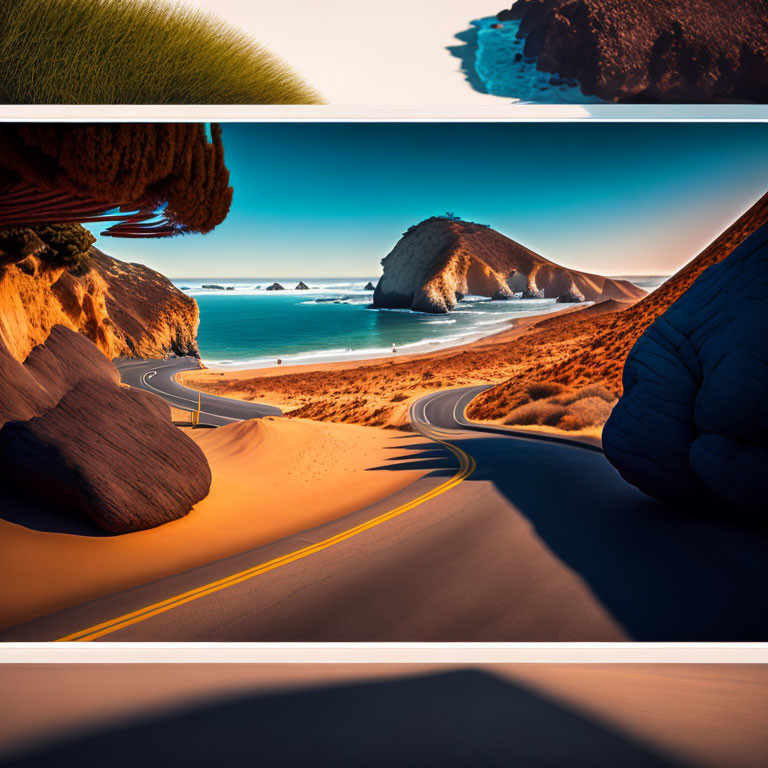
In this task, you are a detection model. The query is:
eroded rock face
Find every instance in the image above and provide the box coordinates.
[373,217,645,313]
[0,246,199,364]
[0,326,211,532]
[603,223,768,512]
[498,0,768,103]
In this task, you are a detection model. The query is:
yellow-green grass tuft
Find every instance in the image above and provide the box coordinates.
[1,0,323,104]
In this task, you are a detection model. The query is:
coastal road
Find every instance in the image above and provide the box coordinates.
[4,378,768,642]
[114,357,282,425]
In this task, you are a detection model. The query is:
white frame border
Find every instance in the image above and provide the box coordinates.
[0,108,766,664]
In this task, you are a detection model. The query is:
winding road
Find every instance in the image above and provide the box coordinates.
[3,358,767,642]
[115,358,282,425]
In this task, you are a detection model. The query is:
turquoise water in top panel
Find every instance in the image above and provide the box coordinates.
[471,17,604,103]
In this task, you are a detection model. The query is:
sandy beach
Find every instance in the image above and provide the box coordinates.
[0,418,431,630]
[178,0,508,105]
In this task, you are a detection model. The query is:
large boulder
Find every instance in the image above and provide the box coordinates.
[603,223,768,512]
[0,325,211,533]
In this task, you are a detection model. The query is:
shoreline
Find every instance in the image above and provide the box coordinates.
[194,304,587,378]
[189,302,594,384]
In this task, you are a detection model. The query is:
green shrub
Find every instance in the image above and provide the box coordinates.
[0,224,94,274]
[1,0,322,104]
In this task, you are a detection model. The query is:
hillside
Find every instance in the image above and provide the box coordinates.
[468,190,768,422]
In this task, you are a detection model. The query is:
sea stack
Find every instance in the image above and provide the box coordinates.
[295,281,310,290]
[266,282,285,291]
[372,216,645,314]
[364,281,376,290]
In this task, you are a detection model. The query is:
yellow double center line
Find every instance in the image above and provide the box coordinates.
[56,427,475,641]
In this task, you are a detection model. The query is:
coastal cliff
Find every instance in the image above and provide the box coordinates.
[497,0,768,103]
[0,232,199,363]
[373,216,645,313]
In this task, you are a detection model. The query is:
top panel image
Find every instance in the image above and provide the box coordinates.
[1,0,766,106]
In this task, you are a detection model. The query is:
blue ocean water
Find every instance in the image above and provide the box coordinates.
[470,17,604,103]
[173,276,667,368]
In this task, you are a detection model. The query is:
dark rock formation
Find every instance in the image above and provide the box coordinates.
[603,222,768,512]
[373,216,645,313]
[557,288,586,303]
[364,282,376,290]
[201,284,225,290]
[295,281,310,290]
[497,0,768,103]
[266,282,285,291]
[0,326,211,532]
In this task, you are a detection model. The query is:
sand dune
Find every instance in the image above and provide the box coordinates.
[0,418,430,630]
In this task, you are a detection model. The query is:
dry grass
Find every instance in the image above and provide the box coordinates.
[1,0,322,104]
[503,386,617,432]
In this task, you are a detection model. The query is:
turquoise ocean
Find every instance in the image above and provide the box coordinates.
[173,276,668,369]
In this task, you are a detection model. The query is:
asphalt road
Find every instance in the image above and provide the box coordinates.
[4,375,767,642]
[114,357,282,425]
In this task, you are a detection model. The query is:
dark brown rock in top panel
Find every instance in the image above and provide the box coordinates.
[497,0,768,102]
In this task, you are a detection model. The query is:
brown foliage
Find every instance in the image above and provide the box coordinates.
[0,123,233,236]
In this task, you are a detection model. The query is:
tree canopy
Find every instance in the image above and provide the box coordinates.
[0,123,233,238]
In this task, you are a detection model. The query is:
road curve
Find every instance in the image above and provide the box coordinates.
[3,379,767,642]
[114,357,282,425]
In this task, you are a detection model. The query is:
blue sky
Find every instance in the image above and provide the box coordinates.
[91,123,768,278]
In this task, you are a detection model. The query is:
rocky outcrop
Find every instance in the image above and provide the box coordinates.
[373,217,645,313]
[295,281,310,290]
[266,282,285,291]
[364,282,376,291]
[497,0,768,103]
[0,326,211,532]
[0,243,199,364]
[602,222,768,512]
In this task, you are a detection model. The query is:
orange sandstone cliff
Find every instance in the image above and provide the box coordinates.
[0,242,199,364]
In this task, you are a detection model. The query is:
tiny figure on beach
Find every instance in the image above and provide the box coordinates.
[277,358,282,365]
[392,342,397,353]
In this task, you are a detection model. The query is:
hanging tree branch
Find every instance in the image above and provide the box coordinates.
[0,124,233,238]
